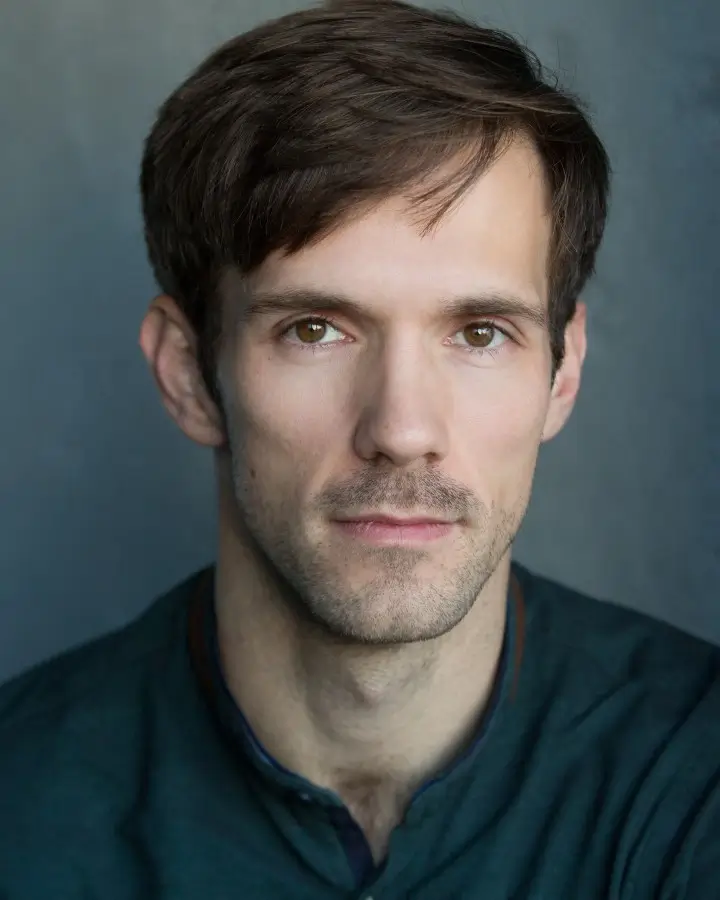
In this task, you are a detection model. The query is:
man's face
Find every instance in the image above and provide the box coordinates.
[216,141,577,644]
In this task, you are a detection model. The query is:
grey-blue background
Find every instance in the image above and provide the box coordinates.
[1,0,718,682]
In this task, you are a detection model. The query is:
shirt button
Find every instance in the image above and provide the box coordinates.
[299,792,311,802]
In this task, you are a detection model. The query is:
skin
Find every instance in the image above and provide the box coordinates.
[139,139,587,861]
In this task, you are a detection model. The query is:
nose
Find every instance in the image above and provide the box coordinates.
[352,342,450,467]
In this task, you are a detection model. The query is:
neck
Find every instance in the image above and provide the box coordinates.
[214,541,510,793]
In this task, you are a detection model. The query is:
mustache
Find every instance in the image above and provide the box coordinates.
[316,469,481,520]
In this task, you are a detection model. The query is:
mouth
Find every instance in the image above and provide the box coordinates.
[331,513,457,545]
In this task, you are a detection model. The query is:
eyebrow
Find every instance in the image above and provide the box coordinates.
[239,288,548,330]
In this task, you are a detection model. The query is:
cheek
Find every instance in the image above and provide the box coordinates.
[457,375,549,497]
[232,352,350,482]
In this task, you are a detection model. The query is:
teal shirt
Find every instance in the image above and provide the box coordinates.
[1,562,719,898]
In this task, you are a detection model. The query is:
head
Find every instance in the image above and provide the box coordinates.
[139,0,610,645]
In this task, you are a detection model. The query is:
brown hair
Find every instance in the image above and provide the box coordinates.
[140,0,610,402]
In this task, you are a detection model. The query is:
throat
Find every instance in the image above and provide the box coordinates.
[336,778,412,864]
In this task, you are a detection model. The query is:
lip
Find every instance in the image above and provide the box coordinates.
[332,514,456,545]
[336,513,454,526]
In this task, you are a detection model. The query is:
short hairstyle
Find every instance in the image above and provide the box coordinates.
[140,0,611,402]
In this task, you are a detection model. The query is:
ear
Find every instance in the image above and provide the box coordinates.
[138,295,226,447]
[541,301,587,443]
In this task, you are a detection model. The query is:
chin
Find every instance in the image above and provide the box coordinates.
[300,577,480,646]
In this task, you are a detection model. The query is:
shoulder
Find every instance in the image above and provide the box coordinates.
[512,562,720,894]
[513,561,720,700]
[0,567,208,816]
[510,560,720,783]
[0,568,203,725]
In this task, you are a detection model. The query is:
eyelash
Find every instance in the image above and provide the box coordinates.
[278,316,513,358]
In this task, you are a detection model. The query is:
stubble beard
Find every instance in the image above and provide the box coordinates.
[226,441,523,646]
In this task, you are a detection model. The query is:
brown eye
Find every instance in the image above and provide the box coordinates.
[461,323,495,348]
[293,319,328,343]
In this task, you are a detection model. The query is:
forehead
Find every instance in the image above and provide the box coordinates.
[246,139,552,314]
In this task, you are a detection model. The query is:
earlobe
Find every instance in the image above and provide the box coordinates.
[138,296,226,448]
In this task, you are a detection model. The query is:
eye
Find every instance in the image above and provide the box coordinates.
[451,322,509,355]
[281,317,347,347]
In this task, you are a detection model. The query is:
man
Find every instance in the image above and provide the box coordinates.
[1,0,718,896]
